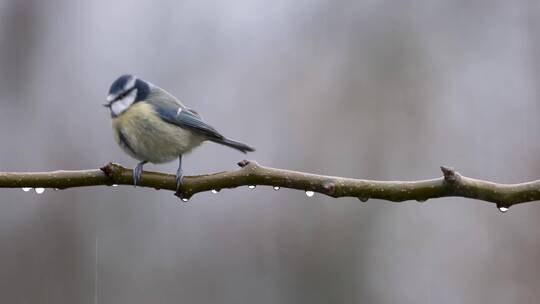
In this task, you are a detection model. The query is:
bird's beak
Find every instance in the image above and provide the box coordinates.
[103,94,116,108]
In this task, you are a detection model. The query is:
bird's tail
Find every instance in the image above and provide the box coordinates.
[209,138,255,153]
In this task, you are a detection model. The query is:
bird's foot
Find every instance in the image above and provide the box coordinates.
[175,171,184,194]
[175,155,184,196]
[133,161,147,186]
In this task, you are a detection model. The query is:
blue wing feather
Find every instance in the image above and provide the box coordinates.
[148,99,224,140]
[143,88,254,153]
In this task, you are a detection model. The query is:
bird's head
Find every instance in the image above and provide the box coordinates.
[104,74,149,117]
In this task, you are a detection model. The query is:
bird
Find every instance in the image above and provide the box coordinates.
[103,74,255,192]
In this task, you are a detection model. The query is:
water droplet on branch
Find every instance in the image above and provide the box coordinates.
[358,197,369,202]
[498,206,509,213]
[273,186,280,191]
[181,198,189,202]
[21,187,32,192]
[305,191,315,197]
[248,185,256,190]
[211,189,220,194]
[34,188,45,194]
[112,184,118,187]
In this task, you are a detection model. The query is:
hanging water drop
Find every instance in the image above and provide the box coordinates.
[248,185,256,189]
[358,197,369,202]
[305,190,315,197]
[211,189,220,194]
[273,186,280,191]
[112,184,118,187]
[34,188,45,194]
[498,206,509,213]
[181,198,189,202]
[21,187,32,192]
[416,198,427,203]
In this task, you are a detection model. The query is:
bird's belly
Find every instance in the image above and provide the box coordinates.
[112,103,205,163]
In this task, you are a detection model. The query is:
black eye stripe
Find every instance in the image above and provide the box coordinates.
[115,87,136,101]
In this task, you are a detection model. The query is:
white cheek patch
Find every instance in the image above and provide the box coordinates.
[111,89,138,116]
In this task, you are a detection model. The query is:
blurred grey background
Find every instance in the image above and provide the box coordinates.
[0,0,539,303]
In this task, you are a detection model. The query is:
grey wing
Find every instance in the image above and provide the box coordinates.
[147,98,225,140]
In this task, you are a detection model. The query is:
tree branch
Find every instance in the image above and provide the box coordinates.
[0,160,538,209]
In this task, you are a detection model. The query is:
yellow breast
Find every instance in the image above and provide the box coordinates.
[112,102,205,163]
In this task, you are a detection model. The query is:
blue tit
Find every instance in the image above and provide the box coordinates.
[103,74,255,191]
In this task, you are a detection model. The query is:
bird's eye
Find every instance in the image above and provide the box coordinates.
[116,88,134,101]
[115,92,127,101]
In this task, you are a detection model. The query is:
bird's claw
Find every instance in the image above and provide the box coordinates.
[175,172,184,194]
[175,155,184,196]
[133,161,147,187]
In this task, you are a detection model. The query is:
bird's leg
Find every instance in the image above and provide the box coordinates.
[133,160,147,186]
[175,155,184,193]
